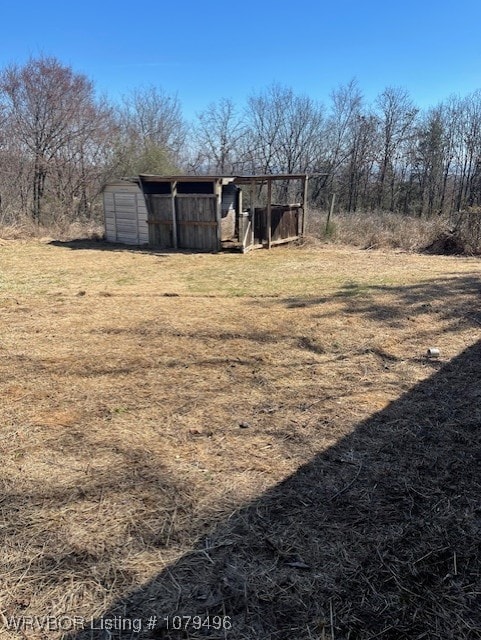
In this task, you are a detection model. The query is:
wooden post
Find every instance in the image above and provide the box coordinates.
[302,175,309,237]
[215,180,222,252]
[236,187,243,241]
[326,192,336,235]
[267,178,272,249]
[251,179,256,245]
[135,191,140,245]
[171,181,178,249]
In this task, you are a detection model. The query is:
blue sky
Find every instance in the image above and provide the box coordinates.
[2,0,481,118]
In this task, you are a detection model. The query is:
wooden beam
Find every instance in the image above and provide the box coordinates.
[135,192,140,244]
[267,178,272,249]
[251,179,256,246]
[237,187,242,240]
[244,241,263,252]
[269,235,301,246]
[215,180,222,252]
[171,181,178,249]
[302,175,309,236]
[148,220,217,227]
[235,173,315,184]
[176,193,216,199]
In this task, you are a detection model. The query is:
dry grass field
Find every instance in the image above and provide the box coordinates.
[0,239,480,639]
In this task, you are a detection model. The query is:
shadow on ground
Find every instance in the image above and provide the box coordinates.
[67,337,481,640]
[283,274,481,332]
[48,239,240,255]
[48,239,172,255]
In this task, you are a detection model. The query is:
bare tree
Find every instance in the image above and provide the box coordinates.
[0,56,110,222]
[242,84,324,203]
[115,86,186,174]
[342,113,378,212]
[324,81,363,175]
[50,98,116,218]
[245,84,323,174]
[411,106,450,216]
[452,90,481,210]
[375,87,418,211]
[193,98,245,174]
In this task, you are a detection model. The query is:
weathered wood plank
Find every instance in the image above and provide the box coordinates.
[114,211,138,218]
[171,182,178,249]
[215,181,222,251]
[270,235,300,246]
[267,179,272,249]
[176,194,217,250]
[302,176,308,236]
[176,194,216,199]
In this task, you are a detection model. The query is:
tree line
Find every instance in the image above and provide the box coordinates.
[1,55,481,224]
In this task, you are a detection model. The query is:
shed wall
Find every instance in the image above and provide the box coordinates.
[144,186,220,251]
[103,183,149,245]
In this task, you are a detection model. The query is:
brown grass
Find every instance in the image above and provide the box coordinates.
[307,210,451,251]
[0,239,480,639]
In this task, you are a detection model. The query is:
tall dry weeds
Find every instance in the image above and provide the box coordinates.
[0,217,104,242]
[307,210,451,252]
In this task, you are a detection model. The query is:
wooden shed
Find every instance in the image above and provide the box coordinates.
[103,174,310,252]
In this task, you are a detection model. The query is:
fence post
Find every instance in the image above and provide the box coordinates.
[326,193,336,235]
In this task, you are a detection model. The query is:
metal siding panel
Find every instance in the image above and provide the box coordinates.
[116,234,137,244]
[114,204,137,211]
[104,182,139,193]
[115,192,137,199]
[105,184,144,245]
[136,193,148,211]
[115,213,137,222]
[116,220,137,227]
[115,226,135,232]
[109,190,137,242]
[104,191,116,240]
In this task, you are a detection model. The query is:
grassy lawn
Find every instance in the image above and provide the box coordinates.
[0,240,480,639]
